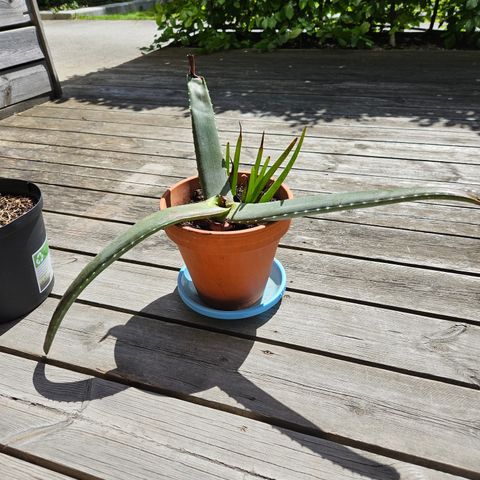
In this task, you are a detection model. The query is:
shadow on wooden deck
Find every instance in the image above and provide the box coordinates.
[31,293,401,480]
[55,47,480,133]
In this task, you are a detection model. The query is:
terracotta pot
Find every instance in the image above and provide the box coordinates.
[160,175,293,310]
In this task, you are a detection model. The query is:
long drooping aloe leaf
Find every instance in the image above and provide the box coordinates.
[43,198,229,354]
[227,187,480,223]
[187,55,230,198]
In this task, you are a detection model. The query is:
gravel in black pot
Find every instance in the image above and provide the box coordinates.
[0,179,54,323]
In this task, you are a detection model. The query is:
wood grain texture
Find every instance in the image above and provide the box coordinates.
[0,177,474,274]
[0,454,74,480]
[0,26,44,70]
[39,212,480,321]
[0,136,478,191]
[1,46,479,479]
[2,299,480,474]
[1,353,462,480]
[46,97,480,131]
[0,63,51,109]
[22,103,480,146]
[0,0,30,28]
[2,115,479,165]
[0,136,478,236]
[3,254,480,389]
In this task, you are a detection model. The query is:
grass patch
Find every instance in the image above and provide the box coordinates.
[77,9,155,19]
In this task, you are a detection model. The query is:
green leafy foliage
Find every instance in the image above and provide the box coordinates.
[438,0,480,48]
[38,0,124,10]
[150,0,480,52]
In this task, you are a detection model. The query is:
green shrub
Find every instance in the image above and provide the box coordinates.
[150,0,480,51]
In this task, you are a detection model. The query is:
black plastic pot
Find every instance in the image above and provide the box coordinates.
[0,179,54,323]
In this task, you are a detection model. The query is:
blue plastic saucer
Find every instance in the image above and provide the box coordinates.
[177,258,286,320]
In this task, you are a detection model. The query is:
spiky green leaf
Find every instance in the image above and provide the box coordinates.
[248,137,297,203]
[227,187,480,223]
[43,199,229,354]
[259,127,306,203]
[188,75,230,198]
[230,125,242,197]
[245,131,265,202]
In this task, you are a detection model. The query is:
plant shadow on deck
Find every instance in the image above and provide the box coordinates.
[55,47,480,133]
[26,47,478,478]
[32,291,401,479]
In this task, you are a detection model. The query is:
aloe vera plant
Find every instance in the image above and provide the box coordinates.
[43,56,480,354]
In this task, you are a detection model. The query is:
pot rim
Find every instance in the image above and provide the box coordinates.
[0,178,43,239]
[160,174,294,237]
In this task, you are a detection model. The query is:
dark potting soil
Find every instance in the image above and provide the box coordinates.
[0,194,36,227]
[182,184,271,232]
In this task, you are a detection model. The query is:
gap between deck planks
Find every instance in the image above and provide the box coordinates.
[0,453,75,480]
[1,46,479,479]
[1,296,480,476]
[0,352,465,480]
[1,117,479,165]
[3,250,480,388]
[39,98,480,132]
[1,142,479,230]
[2,157,479,241]
[19,103,480,145]
[1,139,478,190]
[37,211,480,321]
[0,177,475,275]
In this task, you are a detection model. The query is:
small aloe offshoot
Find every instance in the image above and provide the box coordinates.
[43,55,480,354]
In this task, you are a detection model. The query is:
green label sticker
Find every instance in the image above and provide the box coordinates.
[32,237,53,293]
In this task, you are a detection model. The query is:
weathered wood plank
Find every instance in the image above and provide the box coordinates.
[2,353,460,480]
[62,70,480,100]
[0,94,51,120]
[3,180,475,273]
[0,63,51,109]
[23,104,480,146]
[0,26,44,70]
[0,0,30,28]
[0,454,74,480]
[3,300,480,475]
[117,48,480,84]
[61,83,480,124]
[48,98,480,132]
[2,158,479,240]
[7,247,480,388]
[1,122,479,166]
[1,138,478,189]
[42,217,480,321]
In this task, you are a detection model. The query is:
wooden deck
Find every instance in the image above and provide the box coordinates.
[0,48,479,480]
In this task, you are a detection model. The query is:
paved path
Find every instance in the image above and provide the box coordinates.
[43,20,157,80]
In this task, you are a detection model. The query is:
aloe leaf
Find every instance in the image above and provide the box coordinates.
[227,187,480,223]
[259,127,307,203]
[245,131,265,203]
[43,198,229,354]
[187,55,230,198]
[249,137,298,203]
[230,125,242,197]
[225,142,231,176]
[258,155,271,180]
